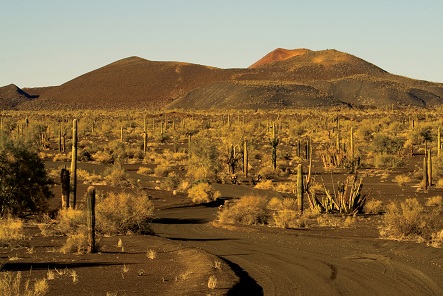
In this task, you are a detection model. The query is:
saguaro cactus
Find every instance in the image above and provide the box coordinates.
[297,164,303,213]
[269,122,279,170]
[70,119,78,209]
[143,115,148,155]
[423,156,428,191]
[427,149,432,187]
[438,127,441,158]
[86,186,96,253]
[60,168,70,209]
[243,140,248,177]
[350,127,354,160]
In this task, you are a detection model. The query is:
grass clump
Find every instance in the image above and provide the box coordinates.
[0,217,24,247]
[0,271,48,296]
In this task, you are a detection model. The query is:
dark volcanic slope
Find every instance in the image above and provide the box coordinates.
[22,57,235,110]
[9,48,443,110]
[168,49,443,109]
[0,84,38,109]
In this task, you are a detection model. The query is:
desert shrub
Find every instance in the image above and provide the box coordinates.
[373,154,404,169]
[363,199,384,214]
[92,150,114,164]
[254,179,274,190]
[0,217,24,247]
[187,182,221,204]
[60,227,88,254]
[268,197,305,228]
[371,134,405,155]
[426,196,442,207]
[186,137,221,182]
[137,166,153,175]
[0,141,54,217]
[257,167,281,180]
[380,198,442,242]
[431,230,443,248]
[104,163,131,187]
[217,196,269,225]
[0,271,48,296]
[96,191,154,235]
[161,172,181,191]
[154,162,171,177]
[393,174,412,186]
[55,208,86,235]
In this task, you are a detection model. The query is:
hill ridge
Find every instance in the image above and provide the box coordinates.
[5,48,443,110]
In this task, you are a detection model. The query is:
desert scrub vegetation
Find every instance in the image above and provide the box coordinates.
[0,271,48,296]
[0,217,24,247]
[217,196,269,225]
[96,191,154,235]
[0,141,54,217]
[380,198,443,246]
[187,181,221,204]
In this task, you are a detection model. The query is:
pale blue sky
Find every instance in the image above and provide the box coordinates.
[1,0,442,87]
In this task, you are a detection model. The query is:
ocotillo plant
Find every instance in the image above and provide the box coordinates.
[297,164,303,213]
[243,140,248,177]
[70,119,78,209]
[86,186,96,253]
[60,168,70,209]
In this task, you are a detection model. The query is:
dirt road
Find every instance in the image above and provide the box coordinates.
[151,204,443,296]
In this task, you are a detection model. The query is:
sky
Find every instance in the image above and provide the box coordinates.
[1,0,442,87]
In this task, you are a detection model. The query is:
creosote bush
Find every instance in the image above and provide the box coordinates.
[96,191,154,235]
[217,195,269,225]
[380,198,443,243]
[187,182,221,204]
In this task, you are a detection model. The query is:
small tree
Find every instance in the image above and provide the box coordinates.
[0,141,54,217]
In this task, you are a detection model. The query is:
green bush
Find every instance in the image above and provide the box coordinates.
[0,141,54,217]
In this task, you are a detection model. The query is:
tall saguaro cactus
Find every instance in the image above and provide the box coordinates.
[269,122,279,170]
[70,119,78,209]
[297,164,303,213]
[61,168,70,209]
[143,114,148,155]
[86,186,96,253]
[438,127,441,158]
[243,140,248,177]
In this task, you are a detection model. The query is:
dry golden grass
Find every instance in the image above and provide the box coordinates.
[0,217,24,246]
[0,271,48,296]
